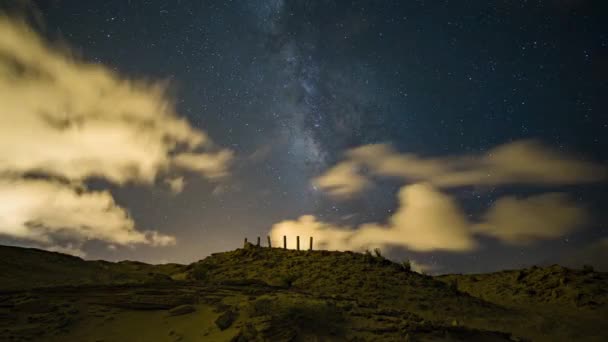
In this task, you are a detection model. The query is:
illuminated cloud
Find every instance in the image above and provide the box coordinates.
[409,260,435,274]
[432,140,607,187]
[473,193,588,244]
[270,183,588,252]
[314,140,606,196]
[165,176,186,194]
[312,161,371,198]
[347,144,447,180]
[172,150,234,180]
[0,16,232,185]
[270,183,476,252]
[270,215,353,251]
[0,179,175,254]
[0,16,231,253]
[46,244,88,258]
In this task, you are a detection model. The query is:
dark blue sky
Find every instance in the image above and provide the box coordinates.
[5,0,607,273]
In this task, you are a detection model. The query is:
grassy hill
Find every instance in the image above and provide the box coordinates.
[0,245,186,291]
[438,264,607,309]
[0,243,606,341]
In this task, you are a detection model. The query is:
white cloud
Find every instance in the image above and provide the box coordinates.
[314,140,606,197]
[165,176,185,194]
[409,260,435,274]
[348,144,447,180]
[172,150,234,180]
[473,193,588,244]
[0,16,232,253]
[312,161,371,198]
[270,215,353,251]
[0,179,175,250]
[270,183,476,252]
[0,17,232,185]
[432,140,607,187]
[359,183,476,251]
[46,243,88,258]
[270,183,588,252]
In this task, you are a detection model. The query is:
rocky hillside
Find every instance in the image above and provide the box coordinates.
[438,264,607,309]
[185,244,508,322]
[0,243,607,341]
[0,245,186,291]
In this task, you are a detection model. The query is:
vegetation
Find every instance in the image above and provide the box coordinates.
[0,244,606,341]
[0,245,186,291]
[373,248,383,258]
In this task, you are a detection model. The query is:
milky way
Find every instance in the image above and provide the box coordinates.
[1,1,607,273]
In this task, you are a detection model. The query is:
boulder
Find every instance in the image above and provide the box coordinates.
[215,309,238,330]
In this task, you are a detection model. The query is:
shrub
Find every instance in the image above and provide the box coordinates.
[583,264,594,273]
[401,259,411,272]
[373,248,383,258]
[190,262,215,281]
[363,249,373,263]
[250,297,274,316]
[281,301,345,335]
[276,271,300,288]
[215,308,238,330]
[448,279,458,291]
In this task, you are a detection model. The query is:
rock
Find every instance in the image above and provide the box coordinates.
[215,309,238,330]
[230,323,259,342]
[14,299,56,313]
[168,305,196,316]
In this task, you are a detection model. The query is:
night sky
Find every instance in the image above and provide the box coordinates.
[1,1,607,274]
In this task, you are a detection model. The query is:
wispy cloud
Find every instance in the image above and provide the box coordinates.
[315,140,606,197]
[313,161,371,198]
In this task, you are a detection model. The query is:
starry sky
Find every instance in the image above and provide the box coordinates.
[0,0,607,274]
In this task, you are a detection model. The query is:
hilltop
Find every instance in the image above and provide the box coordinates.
[0,244,606,341]
[0,245,186,291]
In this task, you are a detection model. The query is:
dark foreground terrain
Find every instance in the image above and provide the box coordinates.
[0,244,606,341]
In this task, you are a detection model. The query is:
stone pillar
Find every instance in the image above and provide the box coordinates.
[267,236,272,248]
[244,238,247,248]
[309,236,313,251]
[297,236,300,251]
[257,236,260,247]
[283,235,287,249]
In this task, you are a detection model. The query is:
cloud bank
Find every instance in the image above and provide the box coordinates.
[271,182,587,253]
[474,193,588,244]
[0,17,232,255]
[272,140,603,254]
[314,140,606,197]
[0,179,175,247]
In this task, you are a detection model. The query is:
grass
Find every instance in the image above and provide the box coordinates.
[1,244,606,341]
